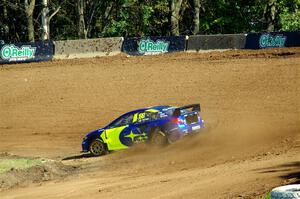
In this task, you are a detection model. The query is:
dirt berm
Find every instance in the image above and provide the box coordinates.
[0,48,299,198]
[0,153,77,191]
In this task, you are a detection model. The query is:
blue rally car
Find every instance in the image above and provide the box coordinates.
[82,104,204,156]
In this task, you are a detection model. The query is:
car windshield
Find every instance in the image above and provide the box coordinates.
[136,111,158,123]
[109,114,134,128]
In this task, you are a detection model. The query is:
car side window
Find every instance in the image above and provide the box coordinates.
[133,112,158,123]
[147,112,158,120]
[109,114,134,128]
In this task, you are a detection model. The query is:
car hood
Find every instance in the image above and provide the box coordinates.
[85,128,105,138]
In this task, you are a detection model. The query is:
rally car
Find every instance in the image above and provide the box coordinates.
[82,104,204,156]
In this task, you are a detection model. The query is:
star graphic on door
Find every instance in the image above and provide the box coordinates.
[124,131,140,142]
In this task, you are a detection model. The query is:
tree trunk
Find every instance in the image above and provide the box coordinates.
[41,0,50,40]
[265,0,276,32]
[171,0,183,35]
[41,0,61,40]
[3,0,7,19]
[25,0,36,42]
[77,0,87,39]
[100,1,113,34]
[27,15,35,41]
[193,0,201,35]
[3,0,9,39]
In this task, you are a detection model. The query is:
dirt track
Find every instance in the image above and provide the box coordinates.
[0,48,300,198]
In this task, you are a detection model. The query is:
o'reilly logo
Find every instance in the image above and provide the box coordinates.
[1,45,36,61]
[259,34,286,48]
[138,39,169,55]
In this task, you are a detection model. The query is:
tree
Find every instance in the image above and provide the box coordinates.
[264,0,276,31]
[1,0,299,42]
[24,0,36,41]
[171,0,183,35]
[101,0,155,37]
[2,0,9,37]
[279,0,300,31]
[77,0,87,39]
[41,0,61,40]
[192,0,201,34]
[75,0,108,39]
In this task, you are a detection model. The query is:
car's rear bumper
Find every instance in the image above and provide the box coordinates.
[167,120,204,142]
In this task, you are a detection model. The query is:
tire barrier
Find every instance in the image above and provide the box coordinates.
[245,31,300,49]
[0,41,54,64]
[122,36,186,56]
[271,184,300,199]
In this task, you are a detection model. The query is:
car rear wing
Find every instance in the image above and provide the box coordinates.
[173,104,201,117]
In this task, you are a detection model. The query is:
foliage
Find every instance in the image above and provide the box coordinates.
[279,0,300,31]
[0,0,299,42]
[262,192,271,199]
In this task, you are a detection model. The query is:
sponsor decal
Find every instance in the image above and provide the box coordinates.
[1,44,36,61]
[138,38,169,55]
[120,129,148,146]
[259,33,286,48]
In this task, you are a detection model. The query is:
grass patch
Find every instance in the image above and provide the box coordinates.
[0,158,42,173]
[261,192,271,199]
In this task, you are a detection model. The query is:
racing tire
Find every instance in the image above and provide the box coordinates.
[149,129,168,147]
[89,139,107,156]
[271,184,300,199]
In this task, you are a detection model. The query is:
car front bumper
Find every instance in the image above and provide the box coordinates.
[81,140,89,153]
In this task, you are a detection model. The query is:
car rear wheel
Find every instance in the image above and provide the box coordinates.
[150,129,168,147]
[89,139,107,156]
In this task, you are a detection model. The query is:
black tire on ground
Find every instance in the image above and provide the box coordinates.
[149,129,168,147]
[89,139,107,156]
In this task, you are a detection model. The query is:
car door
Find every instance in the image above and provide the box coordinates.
[130,112,153,142]
[103,114,134,151]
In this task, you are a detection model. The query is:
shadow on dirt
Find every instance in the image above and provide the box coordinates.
[255,161,300,184]
[62,153,95,161]
[280,162,300,184]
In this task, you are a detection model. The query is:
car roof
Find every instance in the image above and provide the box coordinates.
[104,105,175,129]
[149,105,174,111]
[124,105,174,115]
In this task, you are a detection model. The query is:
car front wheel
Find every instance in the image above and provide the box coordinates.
[89,139,107,156]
